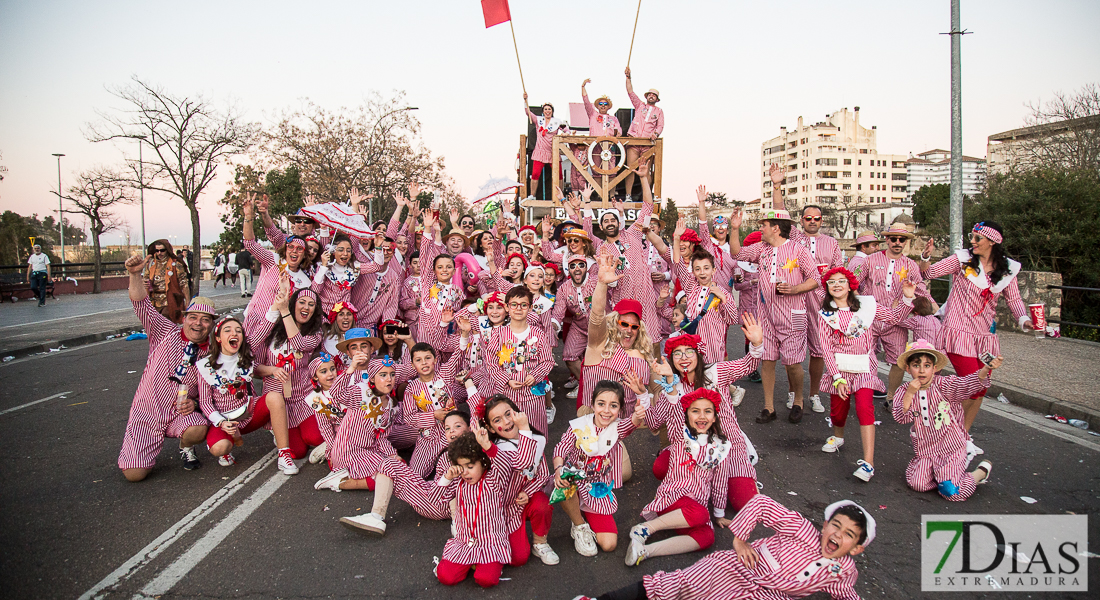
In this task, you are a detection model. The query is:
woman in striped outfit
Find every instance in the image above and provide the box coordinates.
[919,221,1033,458]
[197,316,294,473]
[247,277,325,460]
[624,387,738,567]
[416,211,466,350]
[575,494,872,600]
[305,353,341,465]
[816,267,916,483]
[319,301,357,371]
[650,326,763,513]
[241,194,312,319]
[478,286,556,435]
[541,211,597,281]
[892,340,995,501]
[466,391,560,566]
[554,380,647,557]
[435,425,539,588]
[312,233,384,319]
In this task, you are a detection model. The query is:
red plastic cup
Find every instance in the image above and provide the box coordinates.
[817,263,829,276]
[1028,303,1046,338]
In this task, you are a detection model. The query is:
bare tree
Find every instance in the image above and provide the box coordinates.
[1021,83,1100,172]
[55,167,134,292]
[262,92,447,220]
[821,193,875,239]
[87,77,258,296]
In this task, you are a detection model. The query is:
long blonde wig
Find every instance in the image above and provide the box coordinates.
[601,310,654,364]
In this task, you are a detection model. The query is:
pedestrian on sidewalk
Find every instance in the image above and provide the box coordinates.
[26,244,51,307]
[226,248,239,286]
[213,248,229,288]
[919,221,1033,461]
[236,247,253,297]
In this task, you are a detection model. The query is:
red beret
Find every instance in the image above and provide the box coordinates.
[821,266,859,292]
[665,333,702,363]
[680,388,721,413]
[680,229,703,245]
[742,230,762,246]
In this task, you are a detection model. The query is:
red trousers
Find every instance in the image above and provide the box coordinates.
[205,393,274,448]
[661,496,715,549]
[830,388,875,427]
[436,559,502,587]
[582,510,618,535]
[287,414,325,459]
[947,353,988,399]
[655,448,757,512]
[530,160,546,183]
[508,491,552,566]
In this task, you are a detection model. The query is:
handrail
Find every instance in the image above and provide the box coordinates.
[1046,285,1100,293]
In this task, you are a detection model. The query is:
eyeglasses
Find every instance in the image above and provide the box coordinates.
[969,234,984,243]
[826,279,849,286]
[671,348,696,359]
[618,321,639,331]
[803,216,822,222]
[508,303,530,310]
[886,237,908,243]
[461,221,475,227]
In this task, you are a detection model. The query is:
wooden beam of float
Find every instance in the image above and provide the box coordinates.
[544,135,663,206]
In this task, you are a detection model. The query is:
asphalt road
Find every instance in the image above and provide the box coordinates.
[1,332,1097,600]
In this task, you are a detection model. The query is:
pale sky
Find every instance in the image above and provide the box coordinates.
[1,0,1097,247]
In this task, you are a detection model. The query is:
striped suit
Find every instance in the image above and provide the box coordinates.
[737,241,820,365]
[552,276,598,361]
[481,325,555,435]
[792,231,844,359]
[328,369,398,480]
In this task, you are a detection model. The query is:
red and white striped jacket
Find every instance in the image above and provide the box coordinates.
[736,239,821,319]
[892,372,991,458]
[674,260,738,364]
[926,249,1028,357]
[329,368,398,479]
[246,307,323,427]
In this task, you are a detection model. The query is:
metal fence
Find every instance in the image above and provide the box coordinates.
[1046,284,1100,330]
[0,261,212,284]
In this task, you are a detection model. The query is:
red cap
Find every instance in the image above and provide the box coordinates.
[613,299,644,319]
[680,229,702,245]
[680,388,721,413]
[518,225,538,235]
[742,230,762,246]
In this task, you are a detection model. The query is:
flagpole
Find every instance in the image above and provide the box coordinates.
[627,0,642,68]
[509,20,526,96]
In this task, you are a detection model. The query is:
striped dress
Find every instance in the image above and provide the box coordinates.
[554,414,639,514]
[853,251,929,364]
[892,372,991,501]
[674,260,739,364]
[305,389,341,456]
[580,347,651,415]
[195,357,258,429]
[642,394,735,521]
[328,369,398,480]
[118,299,211,470]
[792,231,844,359]
[926,249,1028,357]
[245,308,323,428]
[438,439,538,566]
[817,296,913,394]
[400,352,465,478]
[642,494,861,600]
[551,276,598,362]
[417,236,466,350]
[481,325,555,435]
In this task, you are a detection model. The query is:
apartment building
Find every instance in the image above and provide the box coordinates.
[905,149,987,201]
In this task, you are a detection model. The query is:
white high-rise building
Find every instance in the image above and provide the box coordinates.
[905,149,987,201]
[759,107,910,233]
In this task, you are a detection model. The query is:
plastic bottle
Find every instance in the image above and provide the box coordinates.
[1068,419,1089,430]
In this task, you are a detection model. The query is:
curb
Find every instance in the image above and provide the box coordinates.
[3,326,142,361]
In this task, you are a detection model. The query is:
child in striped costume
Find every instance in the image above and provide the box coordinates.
[892,340,996,501]
[305,353,341,465]
[576,495,873,600]
[377,408,470,522]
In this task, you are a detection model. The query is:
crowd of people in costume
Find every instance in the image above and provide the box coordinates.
[115,131,1038,599]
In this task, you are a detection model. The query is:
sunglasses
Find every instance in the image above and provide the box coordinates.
[803,216,822,222]
[886,237,908,243]
[597,102,609,106]
[969,234,984,242]
[291,218,313,224]
[618,320,639,331]
[154,248,167,253]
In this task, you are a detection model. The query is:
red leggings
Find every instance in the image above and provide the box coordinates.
[655,449,757,513]
[947,353,988,399]
[436,559,502,587]
[582,510,618,535]
[530,160,546,183]
[662,496,715,549]
[508,491,552,566]
[287,415,325,459]
[205,393,274,448]
[830,388,875,428]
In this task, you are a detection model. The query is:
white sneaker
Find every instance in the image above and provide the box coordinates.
[786,392,795,409]
[965,439,984,466]
[314,468,349,491]
[564,378,579,389]
[547,403,557,425]
[625,523,650,566]
[218,453,236,467]
[822,436,844,453]
[570,523,598,557]
[340,512,387,535]
[853,460,875,482]
[730,385,746,407]
[532,542,560,565]
[974,460,993,485]
[308,442,327,464]
[567,387,579,400]
[277,448,299,475]
[810,394,825,413]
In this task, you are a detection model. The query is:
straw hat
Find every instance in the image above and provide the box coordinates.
[442,230,469,246]
[896,339,949,370]
[645,89,661,101]
[760,208,796,222]
[881,223,916,240]
[182,296,217,317]
[850,230,881,249]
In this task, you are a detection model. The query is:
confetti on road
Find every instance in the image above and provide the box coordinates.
[1020,496,1037,504]
[323,505,330,511]
[68,402,88,406]
[128,371,137,374]
[879,505,887,510]
[2,356,13,362]
[787,491,798,495]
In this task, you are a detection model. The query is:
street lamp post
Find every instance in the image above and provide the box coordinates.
[138,136,147,252]
[52,153,65,274]
[367,106,418,223]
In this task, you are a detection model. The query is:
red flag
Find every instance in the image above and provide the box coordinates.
[481,0,511,28]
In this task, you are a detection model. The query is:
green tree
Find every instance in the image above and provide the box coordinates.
[660,198,679,241]
[217,165,303,250]
[911,184,952,244]
[973,168,1100,339]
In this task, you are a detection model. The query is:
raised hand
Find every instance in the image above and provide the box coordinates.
[582,78,591,88]
[769,163,785,186]
[901,280,916,299]
[303,194,318,207]
[257,194,270,215]
[512,410,530,431]
[440,307,455,324]
[347,352,369,372]
[631,158,651,179]
[407,182,421,202]
[126,255,148,275]
[674,216,686,240]
[456,314,471,335]
[730,207,744,230]
[597,250,623,285]
[471,418,491,449]
[653,356,674,378]
[696,184,708,205]
[741,313,764,346]
[320,249,332,268]
[621,369,647,395]
[923,237,934,258]
[624,66,631,78]
[243,192,256,219]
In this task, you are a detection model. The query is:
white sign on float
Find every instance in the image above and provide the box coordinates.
[553,208,640,222]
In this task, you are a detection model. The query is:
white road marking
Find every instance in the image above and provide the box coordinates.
[0,308,131,330]
[0,391,72,416]
[77,450,275,600]
[133,471,291,599]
